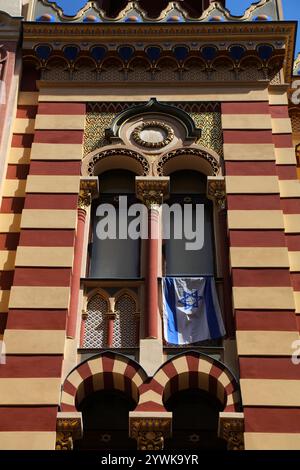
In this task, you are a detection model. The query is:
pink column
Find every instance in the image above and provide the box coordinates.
[145,206,159,339]
[67,208,86,339]
[107,314,114,347]
[79,312,88,347]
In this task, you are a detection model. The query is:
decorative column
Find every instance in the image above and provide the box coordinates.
[106,297,117,348]
[129,413,172,451]
[136,177,169,339]
[67,177,98,339]
[218,412,244,450]
[56,412,83,451]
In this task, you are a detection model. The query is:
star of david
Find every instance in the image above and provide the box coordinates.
[179,290,202,311]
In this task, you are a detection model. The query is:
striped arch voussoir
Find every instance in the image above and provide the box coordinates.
[60,352,147,412]
[152,352,241,412]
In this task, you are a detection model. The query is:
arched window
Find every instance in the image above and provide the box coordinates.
[163,170,215,276]
[83,294,108,348]
[113,294,137,348]
[89,170,140,279]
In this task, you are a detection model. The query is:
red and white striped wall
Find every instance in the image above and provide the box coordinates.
[223,90,300,450]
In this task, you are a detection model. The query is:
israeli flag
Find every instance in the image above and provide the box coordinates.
[162,277,226,345]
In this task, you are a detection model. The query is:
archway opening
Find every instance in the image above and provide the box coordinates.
[164,388,226,450]
[74,389,137,450]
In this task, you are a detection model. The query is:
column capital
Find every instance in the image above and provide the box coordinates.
[56,412,83,450]
[78,177,99,209]
[129,411,172,451]
[207,176,226,211]
[218,412,244,451]
[136,176,169,209]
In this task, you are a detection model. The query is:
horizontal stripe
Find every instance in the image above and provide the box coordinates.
[272,118,292,134]
[4,330,66,354]
[236,331,299,356]
[279,180,300,198]
[268,91,288,106]
[25,175,80,194]
[3,180,26,197]
[6,164,30,179]
[24,194,78,210]
[0,432,56,450]
[276,165,298,180]
[34,130,83,144]
[1,197,25,213]
[232,287,295,309]
[223,143,275,161]
[232,268,291,286]
[275,147,297,164]
[37,103,86,115]
[29,161,81,176]
[8,286,70,309]
[15,246,74,268]
[291,273,300,290]
[221,114,271,130]
[240,379,300,406]
[0,377,61,404]
[223,130,272,144]
[8,148,31,164]
[294,292,300,314]
[240,358,300,379]
[38,87,269,103]
[11,134,34,148]
[289,251,300,272]
[16,105,38,119]
[286,235,300,250]
[13,118,35,134]
[0,214,21,232]
[225,162,276,176]
[0,271,14,290]
[269,105,290,118]
[30,142,83,160]
[35,114,85,130]
[0,290,10,312]
[19,230,75,247]
[227,194,280,210]
[18,92,39,105]
[0,356,62,378]
[229,230,286,247]
[7,310,67,330]
[230,247,289,268]
[227,211,284,229]
[0,233,20,250]
[283,215,300,233]
[14,268,72,286]
[245,433,300,450]
[222,102,269,114]
[0,407,57,432]
[20,209,77,229]
[235,310,297,331]
[273,134,293,148]
[225,176,279,194]
[244,408,300,433]
[0,251,16,270]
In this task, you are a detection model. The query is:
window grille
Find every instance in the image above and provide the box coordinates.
[84,294,108,348]
[113,294,137,348]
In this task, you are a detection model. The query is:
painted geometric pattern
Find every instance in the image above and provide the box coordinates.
[113,294,137,348]
[83,104,222,157]
[60,351,240,413]
[83,294,108,348]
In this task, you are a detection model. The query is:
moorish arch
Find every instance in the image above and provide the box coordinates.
[156,145,222,177]
[135,352,241,413]
[60,351,148,412]
[81,145,151,177]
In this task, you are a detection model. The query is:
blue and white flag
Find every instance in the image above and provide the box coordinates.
[162,277,226,345]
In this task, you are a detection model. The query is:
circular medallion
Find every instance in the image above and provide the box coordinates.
[132,121,174,149]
